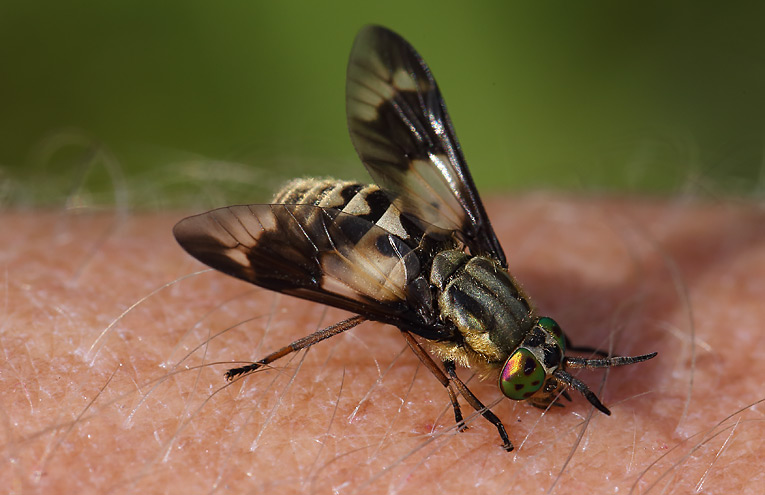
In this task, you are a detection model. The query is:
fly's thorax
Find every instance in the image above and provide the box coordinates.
[498,316,567,405]
[430,250,535,364]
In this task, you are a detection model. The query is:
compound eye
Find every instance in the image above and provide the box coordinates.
[538,316,565,353]
[499,348,546,400]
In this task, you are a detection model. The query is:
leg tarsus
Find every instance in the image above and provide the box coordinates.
[224,361,266,381]
[446,383,467,432]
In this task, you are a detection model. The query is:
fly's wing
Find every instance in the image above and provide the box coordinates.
[346,25,506,266]
[173,204,423,325]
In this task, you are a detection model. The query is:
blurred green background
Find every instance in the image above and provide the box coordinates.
[2,1,765,208]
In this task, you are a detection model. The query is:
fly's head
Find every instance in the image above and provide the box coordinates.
[498,316,567,408]
[498,316,657,415]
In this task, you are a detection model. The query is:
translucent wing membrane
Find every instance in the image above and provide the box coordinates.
[346,25,506,266]
[173,204,424,324]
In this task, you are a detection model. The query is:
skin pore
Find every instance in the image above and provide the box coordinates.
[2,194,764,494]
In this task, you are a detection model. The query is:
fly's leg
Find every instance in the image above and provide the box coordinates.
[446,384,465,429]
[401,331,513,450]
[225,315,366,380]
[400,331,467,432]
[443,359,513,452]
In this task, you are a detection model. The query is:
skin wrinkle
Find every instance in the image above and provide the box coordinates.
[1,195,764,494]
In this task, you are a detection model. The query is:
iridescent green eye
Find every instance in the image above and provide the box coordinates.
[538,316,565,353]
[499,348,545,400]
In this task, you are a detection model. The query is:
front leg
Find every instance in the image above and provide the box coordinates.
[401,331,511,451]
[400,331,466,432]
[443,360,513,452]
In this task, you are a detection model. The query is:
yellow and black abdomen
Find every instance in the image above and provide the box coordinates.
[274,178,421,245]
[274,178,367,210]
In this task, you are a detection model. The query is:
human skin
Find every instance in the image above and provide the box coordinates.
[1,195,764,494]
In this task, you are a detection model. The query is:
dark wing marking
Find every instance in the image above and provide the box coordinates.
[346,25,506,266]
[173,204,425,325]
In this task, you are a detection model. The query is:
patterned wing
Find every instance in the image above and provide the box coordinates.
[346,25,506,266]
[173,204,425,325]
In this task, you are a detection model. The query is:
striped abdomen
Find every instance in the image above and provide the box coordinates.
[274,178,423,247]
